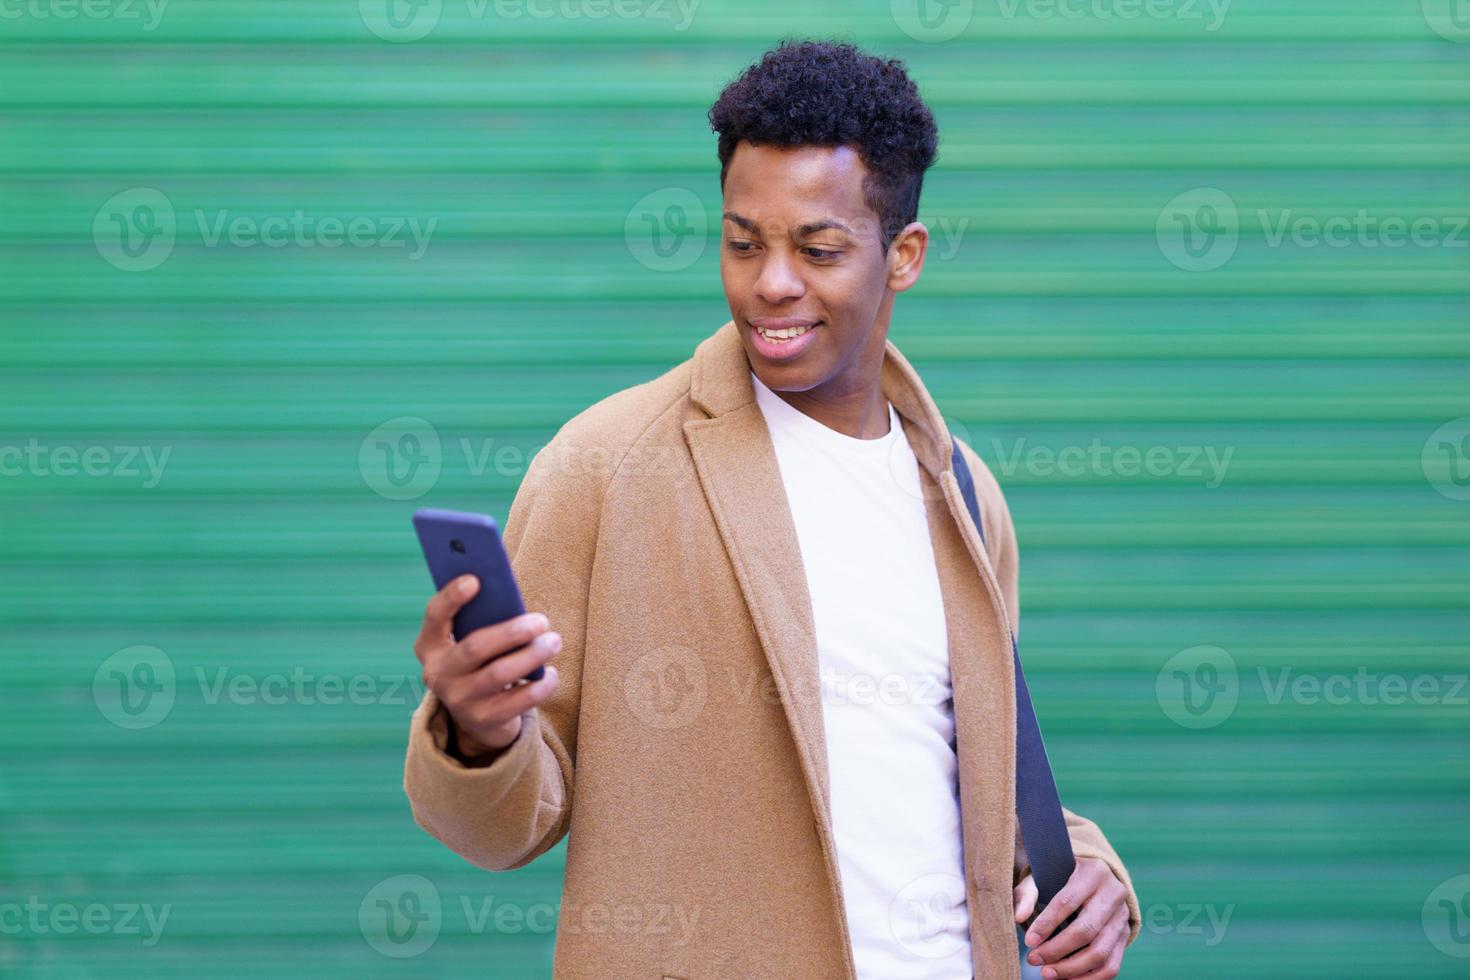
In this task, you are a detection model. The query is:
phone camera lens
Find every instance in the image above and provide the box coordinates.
[450,539,465,553]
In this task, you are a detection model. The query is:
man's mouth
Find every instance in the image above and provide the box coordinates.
[748,319,822,360]
[751,319,820,344]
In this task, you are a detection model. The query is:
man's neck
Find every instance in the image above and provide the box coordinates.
[772,382,890,440]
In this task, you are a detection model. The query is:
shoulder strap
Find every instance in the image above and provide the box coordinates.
[949,437,1078,920]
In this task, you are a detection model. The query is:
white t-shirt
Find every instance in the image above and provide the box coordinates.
[750,370,972,979]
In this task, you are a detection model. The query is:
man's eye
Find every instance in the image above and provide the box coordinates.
[805,247,840,260]
[726,240,755,253]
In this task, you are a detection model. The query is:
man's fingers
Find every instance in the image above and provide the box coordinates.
[453,613,550,673]
[1024,859,1105,951]
[1031,878,1126,971]
[413,575,479,662]
[1013,874,1037,924]
[1071,907,1130,980]
[460,665,560,728]
[1040,904,1128,979]
[462,631,562,698]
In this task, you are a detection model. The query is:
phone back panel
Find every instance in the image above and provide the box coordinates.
[412,508,542,681]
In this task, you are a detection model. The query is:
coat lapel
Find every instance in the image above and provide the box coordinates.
[683,384,833,823]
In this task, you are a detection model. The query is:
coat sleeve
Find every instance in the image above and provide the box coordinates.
[402,435,599,872]
[956,437,1142,948]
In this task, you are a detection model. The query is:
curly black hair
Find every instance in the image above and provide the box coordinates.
[707,38,939,254]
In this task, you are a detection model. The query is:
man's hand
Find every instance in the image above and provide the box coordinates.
[1013,857,1131,979]
[413,574,562,758]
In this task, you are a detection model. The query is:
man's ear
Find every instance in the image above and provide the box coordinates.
[887,221,930,292]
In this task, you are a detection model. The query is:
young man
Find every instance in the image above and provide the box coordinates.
[405,39,1139,980]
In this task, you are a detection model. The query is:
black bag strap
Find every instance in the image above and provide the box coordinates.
[949,437,1078,920]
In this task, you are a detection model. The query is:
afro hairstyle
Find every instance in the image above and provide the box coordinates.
[707,37,939,254]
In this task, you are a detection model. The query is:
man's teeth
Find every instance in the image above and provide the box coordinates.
[758,324,814,341]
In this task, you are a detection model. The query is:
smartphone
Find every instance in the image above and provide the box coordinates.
[412,507,544,682]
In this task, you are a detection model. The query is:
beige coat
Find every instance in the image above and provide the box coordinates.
[403,319,1140,979]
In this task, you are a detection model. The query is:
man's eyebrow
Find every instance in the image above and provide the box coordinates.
[722,211,857,238]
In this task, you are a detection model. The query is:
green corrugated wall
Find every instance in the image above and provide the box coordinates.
[2,1,1468,976]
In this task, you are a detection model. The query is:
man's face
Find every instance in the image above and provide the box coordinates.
[719,141,925,397]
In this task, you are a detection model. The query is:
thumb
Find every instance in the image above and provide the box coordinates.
[1013,874,1037,924]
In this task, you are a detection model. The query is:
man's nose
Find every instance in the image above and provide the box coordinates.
[754,249,806,305]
